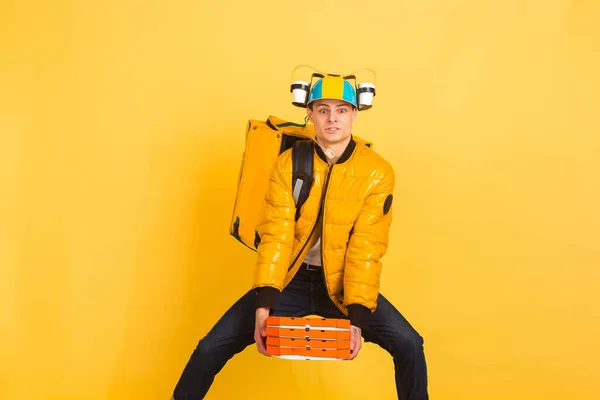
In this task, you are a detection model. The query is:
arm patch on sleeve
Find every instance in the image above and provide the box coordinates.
[384,194,393,215]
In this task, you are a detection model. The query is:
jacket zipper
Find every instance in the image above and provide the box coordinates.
[319,168,346,316]
[288,165,333,271]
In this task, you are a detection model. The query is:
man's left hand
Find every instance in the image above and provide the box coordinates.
[349,324,362,359]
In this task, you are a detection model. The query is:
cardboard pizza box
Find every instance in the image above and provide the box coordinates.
[266,337,351,350]
[266,345,351,360]
[265,326,351,341]
[266,316,351,330]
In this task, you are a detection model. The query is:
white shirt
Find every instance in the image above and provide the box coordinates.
[303,236,322,266]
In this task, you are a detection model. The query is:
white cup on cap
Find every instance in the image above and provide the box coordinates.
[357,82,376,109]
[291,81,310,107]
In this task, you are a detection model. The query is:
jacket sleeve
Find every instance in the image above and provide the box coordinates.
[252,151,296,309]
[344,164,395,328]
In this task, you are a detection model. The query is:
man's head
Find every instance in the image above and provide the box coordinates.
[306,76,358,148]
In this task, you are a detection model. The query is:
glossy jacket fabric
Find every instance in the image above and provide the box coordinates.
[253,137,395,322]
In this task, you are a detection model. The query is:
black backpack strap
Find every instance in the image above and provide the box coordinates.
[292,140,314,221]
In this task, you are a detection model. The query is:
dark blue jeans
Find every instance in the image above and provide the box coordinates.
[172,265,429,399]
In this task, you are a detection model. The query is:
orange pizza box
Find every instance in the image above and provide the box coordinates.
[265,326,350,340]
[266,336,351,350]
[266,345,351,360]
[266,316,350,330]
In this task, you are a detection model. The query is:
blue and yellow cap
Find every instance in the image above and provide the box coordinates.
[307,75,357,107]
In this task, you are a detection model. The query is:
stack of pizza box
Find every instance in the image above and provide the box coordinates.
[265,316,351,360]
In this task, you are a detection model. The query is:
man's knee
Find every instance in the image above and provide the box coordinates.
[194,337,212,356]
[190,332,251,369]
[394,329,425,357]
[192,336,225,362]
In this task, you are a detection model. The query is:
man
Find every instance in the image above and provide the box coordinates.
[172,75,429,400]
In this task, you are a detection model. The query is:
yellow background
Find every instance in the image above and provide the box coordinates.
[1,0,599,399]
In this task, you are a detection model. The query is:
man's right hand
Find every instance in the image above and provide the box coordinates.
[254,307,270,356]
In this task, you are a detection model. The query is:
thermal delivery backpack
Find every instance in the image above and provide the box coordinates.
[229,115,372,251]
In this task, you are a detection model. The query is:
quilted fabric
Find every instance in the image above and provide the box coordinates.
[253,138,395,315]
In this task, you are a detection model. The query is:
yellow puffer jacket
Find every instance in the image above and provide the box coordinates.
[253,137,395,327]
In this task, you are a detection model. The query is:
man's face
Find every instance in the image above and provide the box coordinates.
[306,99,357,147]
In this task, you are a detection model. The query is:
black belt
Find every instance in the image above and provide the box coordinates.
[301,262,322,271]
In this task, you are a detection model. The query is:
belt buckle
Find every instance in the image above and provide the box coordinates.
[305,263,320,271]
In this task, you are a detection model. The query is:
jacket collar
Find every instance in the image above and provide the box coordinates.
[315,136,357,165]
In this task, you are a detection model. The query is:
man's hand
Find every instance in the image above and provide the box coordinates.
[254,307,270,356]
[349,324,362,359]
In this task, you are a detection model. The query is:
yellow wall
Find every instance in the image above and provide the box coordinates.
[1,0,599,399]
